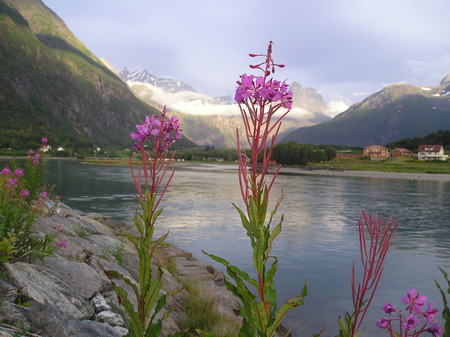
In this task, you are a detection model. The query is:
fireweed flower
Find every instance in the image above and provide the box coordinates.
[57,240,67,248]
[19,189,30,197]
[403,314,420,330]
[14,168,24,177]
[382,303,397,314]
[1,167,11,175]
[423,301,439,324]
[202,41,307,337]
[377,289,443,337]
[402,288,427,313]
[376,317,392,329]
[6,178,18,188]
[428,323,444,336]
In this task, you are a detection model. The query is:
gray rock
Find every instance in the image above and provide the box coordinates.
[91,293,112,312]
[22,302,123,337]
[96,310,125,326]
[35,254,109,300]
[4,262,94,320]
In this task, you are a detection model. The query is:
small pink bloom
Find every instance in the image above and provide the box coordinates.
[55,225,62,232]
[13,168,24,177]
[19,189,30,197]
[6,178,18,188]
[57,240,67,248]
[428,323,444,337]
[382,303,396,314]
[403,314,420,330]
[27,149,34,157]
[38,192,48,199]
[376,318,392,329]
[1,167,11,175]
[402,288,427,313]
[41,137,48,144]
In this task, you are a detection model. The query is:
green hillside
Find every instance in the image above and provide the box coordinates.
[0,0,195,152]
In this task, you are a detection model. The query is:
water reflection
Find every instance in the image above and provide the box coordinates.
[38,160,450,336]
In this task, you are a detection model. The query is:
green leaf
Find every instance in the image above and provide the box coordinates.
[202,250,258,288]
[114,286,143,336]
[266,295,306,337]
[104,269,140,301]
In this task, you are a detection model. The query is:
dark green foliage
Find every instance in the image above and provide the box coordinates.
[272,141,336,165]
[387,129,450,151]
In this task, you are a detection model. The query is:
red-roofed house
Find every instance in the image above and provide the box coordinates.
[417,145,448,161]
[392,148,411,158]
[363,145,389,160]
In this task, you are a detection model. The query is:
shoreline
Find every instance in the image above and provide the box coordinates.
[174,162,450,182]
[280,166,450,181]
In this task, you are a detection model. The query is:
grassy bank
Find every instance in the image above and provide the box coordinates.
[318,157,450,174]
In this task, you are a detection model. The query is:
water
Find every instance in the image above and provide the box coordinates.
[37,160,450,336]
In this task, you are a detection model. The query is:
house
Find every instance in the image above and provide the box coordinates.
[417,145,448,161]
[363,145,389,160]
[392,148,411,158]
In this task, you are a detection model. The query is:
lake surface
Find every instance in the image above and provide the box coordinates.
[38,160,450,336]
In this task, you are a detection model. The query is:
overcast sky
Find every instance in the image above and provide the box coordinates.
[42,0,450,114]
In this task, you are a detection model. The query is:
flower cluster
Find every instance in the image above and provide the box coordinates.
[377,288,443,336]
[27,149,41,166]
[130,107,182,152]
[235,74,293,109]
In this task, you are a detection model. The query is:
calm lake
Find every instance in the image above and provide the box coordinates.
[38,159,450,336]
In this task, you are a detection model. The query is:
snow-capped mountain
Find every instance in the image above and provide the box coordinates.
[120,68,196,93]
[119,67,333,147]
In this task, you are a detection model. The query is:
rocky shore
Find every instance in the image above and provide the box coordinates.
[0,202,280,337]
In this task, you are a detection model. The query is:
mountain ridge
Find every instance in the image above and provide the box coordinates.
[282,77,450,147]
[0,0,195,151]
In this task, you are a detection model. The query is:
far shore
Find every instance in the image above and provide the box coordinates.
[280,166,450,181]
[2,156,450,182]
[173,162,450,182]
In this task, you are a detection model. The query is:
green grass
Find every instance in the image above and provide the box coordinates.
[322,157,450,174]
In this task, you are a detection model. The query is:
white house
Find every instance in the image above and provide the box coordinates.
[417,145,448,161]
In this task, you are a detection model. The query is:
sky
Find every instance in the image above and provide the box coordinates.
[42,0,450,116]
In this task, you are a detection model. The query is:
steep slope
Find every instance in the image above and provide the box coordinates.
[0,0,195,150]
[282,78,450,146]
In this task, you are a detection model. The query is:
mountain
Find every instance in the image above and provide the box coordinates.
[120,68,195,93]
[281,77,450,146]
[0,0,195,151]
[121,69,332,147]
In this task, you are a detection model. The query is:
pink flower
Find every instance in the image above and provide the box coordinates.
[428,323,444,337]
[55,225,62,232]
[19,189,30,197]
[13,168,24,177]
[130,108,182,152]
[403,314,420,330]
[38,192,48,199]
[27,149,34,157]
[402,288,427,313]
[57,240,67,248]
[376,318,392,329]
[1,167,11,175]
[423,301,439,324]
[382,303,397,314]
[6,178,18,188]
[41,137,48,144]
